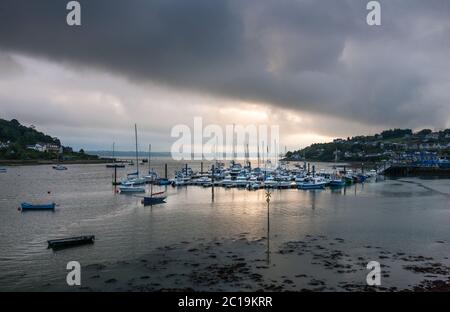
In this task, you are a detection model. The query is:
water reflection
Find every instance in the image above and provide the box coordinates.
[265,190,271,265]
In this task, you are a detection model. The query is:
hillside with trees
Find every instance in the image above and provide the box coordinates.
[285,128,450,162]
[0,118,98,161]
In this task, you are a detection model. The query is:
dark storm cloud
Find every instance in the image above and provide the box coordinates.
[0,0,449,128]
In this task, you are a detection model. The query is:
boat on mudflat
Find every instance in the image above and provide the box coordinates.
[20,202,56,211]
[0,168,7,173]
[47,235,95,250]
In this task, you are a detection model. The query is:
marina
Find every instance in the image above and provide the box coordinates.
[111,158,380,193]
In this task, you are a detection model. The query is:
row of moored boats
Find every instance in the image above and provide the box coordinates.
[159,161,378,191]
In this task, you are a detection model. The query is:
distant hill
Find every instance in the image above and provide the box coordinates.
[0,118,97,161]
[285,128,450,162]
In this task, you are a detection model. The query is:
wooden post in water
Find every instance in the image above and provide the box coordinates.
[312,165,315,177]
[114,165,117,186]
[211,164,215,202]
[201,162,203,174]
[307,163,310,175]
[165,163,168,179]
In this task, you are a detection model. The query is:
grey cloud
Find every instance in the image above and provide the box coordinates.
[0,52,23,77]
[0,0,449,129]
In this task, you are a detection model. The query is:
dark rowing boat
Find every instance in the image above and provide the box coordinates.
[47,235,95,250]
[142,191,166,206]
[20,202,56,211]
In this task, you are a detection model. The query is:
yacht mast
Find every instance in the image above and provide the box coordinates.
[134,124,139,177]
[148,143,152,174]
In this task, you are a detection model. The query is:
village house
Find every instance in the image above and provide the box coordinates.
[425,132,439,140]
[0,141,10,149]
[26,143,61,153]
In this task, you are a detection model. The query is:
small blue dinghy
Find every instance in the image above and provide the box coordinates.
[20,202,56,211]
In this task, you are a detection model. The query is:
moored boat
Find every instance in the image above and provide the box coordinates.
[48,235,95,250]
[142,191,167,206]
[297,177,327,190]
[329,178,346,187]
[20,202,56,211]
[157,178,171,186]
[119,185,145,193]
[52,165,67,170]
[264,176,277,188]
[106,163,126,168]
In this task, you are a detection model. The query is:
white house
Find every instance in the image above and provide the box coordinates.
[26,143,45,152]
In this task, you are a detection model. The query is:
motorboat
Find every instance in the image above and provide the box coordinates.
[246,180,262,190]
[144,170,159,183]
[297,177,327,190]
[264,176,277,188]
[196,176,212,186]
[329,178,346,187]
[122,175,146,186]
[52,165,67,170]
[157,178,171,186]
[235,174,249,187]
[221,175,234,187]
[119,185,145,193]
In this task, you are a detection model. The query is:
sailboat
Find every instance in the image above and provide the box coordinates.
[106,142,125,168]
[120,124,146,193]
[144,144,159,183]
[52,164,67,170]
[142,169,166,206]
[52,146,67,170]
[142,191,166,205]
[329,147,345,187]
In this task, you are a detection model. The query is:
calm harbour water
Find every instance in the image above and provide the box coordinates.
[0,159,449,291]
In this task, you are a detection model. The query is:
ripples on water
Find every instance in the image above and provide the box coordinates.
[0,159,449,290]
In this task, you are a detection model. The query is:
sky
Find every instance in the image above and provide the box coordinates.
[0,0,449,151]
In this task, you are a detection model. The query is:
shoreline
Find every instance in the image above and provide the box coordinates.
[0,159,112,166]
[15,233,449,292]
